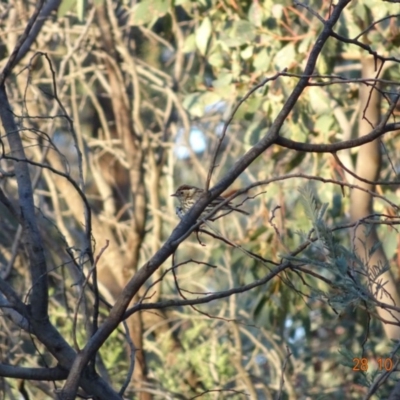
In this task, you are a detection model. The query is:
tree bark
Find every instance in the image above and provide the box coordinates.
[350,56,400,339]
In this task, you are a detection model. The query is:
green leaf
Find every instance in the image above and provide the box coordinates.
[298,184,319,226]
[235,20,257,43]
[316,53,329,75]
[298,36,313,55]
[248,225,268,240]
[253,294,269,320]
[183,91,221,117]
[285,152,307,172]
[200,91,221,109]
[248,1,263,27]
[77,0,85,22]
[208,46,224,67]
[253,48,270,72]
[240,45,253,60]
[196,17,212,55]
[58,0,76,18]
[182,33,196,53]
[271,3,284,19]
[315,114,335,138]
[245,96,263,114]
[244,120,268,145]
[212,72,232,88]
[381,227,397,261]
[353,2,368,23]
[308,86,331,114]
[183,93,204,117]
[274,43,295,70]
[221,21,256,47]
[131,0,169,26]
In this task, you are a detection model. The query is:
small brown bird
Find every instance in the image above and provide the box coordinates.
[171,184,249,218]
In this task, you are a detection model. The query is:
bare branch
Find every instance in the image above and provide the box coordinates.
[0,363,67,380]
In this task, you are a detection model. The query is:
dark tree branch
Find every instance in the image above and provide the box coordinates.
[0,86,48,320]
[0,0,46,85]
[124,262,291,318]
[331,31,400,64]
[0,363,68,380]
[276,122,400,153]
[12,0,63,68]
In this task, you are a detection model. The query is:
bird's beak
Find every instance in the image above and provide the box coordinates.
[171,193,177,197]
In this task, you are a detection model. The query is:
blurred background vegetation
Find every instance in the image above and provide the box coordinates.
[1,0,400,399]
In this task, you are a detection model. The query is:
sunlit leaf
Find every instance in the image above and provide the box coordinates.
[212,72,232,88]
[58,0,76,18]
[315,114,335,139]
[240,45,253,60]
[182,33,196,53]
[274,43,296,70]
[253,48,270,72]
[221,21,256,47]
[248,1,263,27]
[308,86,331,114]
[182,93,204,117]
[208,48,224,67]
[271,4,284,19]
[77,0,85,22]
[183,91,221,117]
[381,227,397,261]
[196,17,212,55]
[131,0,169,26]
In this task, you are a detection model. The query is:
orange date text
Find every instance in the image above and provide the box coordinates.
[352,358,394,371]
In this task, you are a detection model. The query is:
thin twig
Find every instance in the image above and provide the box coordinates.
[205,69,287,191]
[276,345,292,400]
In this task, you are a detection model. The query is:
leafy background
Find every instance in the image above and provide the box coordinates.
[0,0,400,399]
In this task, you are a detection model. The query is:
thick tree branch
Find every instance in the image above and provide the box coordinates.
[276,122,400,153]
[0,86,48,320]
[0,0,45,85]
[0,363,67,380]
